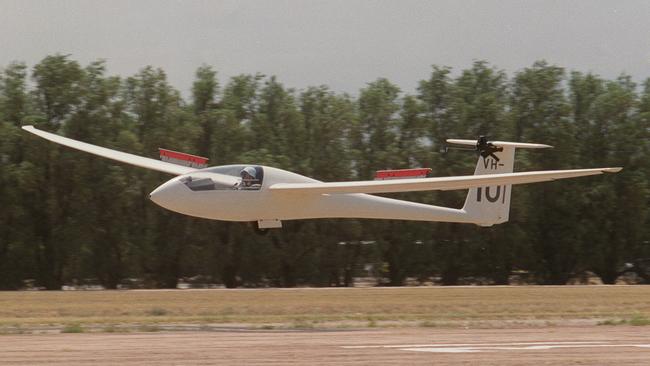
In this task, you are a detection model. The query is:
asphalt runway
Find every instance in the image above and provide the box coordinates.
[1,326,650,365]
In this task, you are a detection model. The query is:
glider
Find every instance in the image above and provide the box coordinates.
[22,126,621,229]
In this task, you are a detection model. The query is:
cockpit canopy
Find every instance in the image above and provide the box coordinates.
[181,165,264,191]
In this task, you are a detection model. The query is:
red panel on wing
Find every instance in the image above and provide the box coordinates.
[159,148,209,169]
[374,168,432,180]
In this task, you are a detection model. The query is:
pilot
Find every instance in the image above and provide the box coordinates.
[238,166,261,190]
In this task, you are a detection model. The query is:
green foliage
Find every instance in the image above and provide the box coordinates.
[0,55,647,289]
[192,65,219,114]
[32,54,84,125]
[599,315,650,326]
[628,314,650,326]
[61,323,84,333]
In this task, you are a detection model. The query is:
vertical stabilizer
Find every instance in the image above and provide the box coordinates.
[462,145,515,226]
[447,138,551,226]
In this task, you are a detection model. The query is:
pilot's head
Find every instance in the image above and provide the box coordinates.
[240,166,257,186]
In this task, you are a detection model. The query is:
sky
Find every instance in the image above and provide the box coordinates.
[1,0,649,97]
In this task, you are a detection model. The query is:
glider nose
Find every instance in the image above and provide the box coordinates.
[149,178,184,209]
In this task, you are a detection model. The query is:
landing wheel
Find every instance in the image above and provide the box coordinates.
[250,222,270,235]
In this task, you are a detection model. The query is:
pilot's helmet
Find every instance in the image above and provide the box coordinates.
[240,166,257,179]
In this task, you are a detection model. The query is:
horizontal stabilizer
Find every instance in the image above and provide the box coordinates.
[270,168,622,195]
[446,139,552,149]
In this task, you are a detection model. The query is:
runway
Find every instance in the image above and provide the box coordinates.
[1,326,649,365]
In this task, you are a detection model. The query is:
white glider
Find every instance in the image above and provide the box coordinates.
[22,125,621,229]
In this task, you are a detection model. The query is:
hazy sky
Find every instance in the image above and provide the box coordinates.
[1,0,649,97]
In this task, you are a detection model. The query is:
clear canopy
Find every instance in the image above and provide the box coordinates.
[181,165,264,191]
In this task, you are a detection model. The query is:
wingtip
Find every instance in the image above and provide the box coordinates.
[603,167,623,173]
[21,125,35,131]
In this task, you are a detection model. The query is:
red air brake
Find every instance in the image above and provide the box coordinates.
[159,148,209,169]
[374,168,432,180]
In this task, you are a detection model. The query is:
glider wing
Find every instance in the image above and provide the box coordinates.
[269,168,622,195]
[22,125,195,175]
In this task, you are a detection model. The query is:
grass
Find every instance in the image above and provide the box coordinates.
[628,314,650,326]
[290,318,315,329]
[597,314,650,326]
[1,286,650,332]
[61,323,84,333]
[138,324,160,332]
[418,320,438,328]
[102,324,117,333]
[367,317,378,328]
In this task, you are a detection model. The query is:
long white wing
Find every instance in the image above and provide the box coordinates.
[22,125,195,175]
[269,168,622,195]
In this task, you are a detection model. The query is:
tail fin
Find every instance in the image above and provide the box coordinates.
[447,138,552,226]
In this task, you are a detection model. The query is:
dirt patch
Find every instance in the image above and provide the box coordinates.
[1,326,649,365]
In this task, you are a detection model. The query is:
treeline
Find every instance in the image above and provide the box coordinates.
[0,55,648,289]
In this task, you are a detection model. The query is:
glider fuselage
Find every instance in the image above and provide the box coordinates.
[149,165,471,227]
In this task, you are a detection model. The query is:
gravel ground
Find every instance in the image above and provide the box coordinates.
[1,326,650,365]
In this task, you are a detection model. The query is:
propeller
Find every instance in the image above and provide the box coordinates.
[476,136,503,162]
[445,136,503,162]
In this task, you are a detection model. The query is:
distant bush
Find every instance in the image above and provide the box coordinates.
[62,324,84,333]
[628,315,650,326]
[419,321,437,327]
[138,325,161,332]
[147,307,168,316]
[597,316,650,326]
[597,319,625,326]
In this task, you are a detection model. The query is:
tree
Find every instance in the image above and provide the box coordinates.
[32,55,83,126]
[510,61,579,284]
[0,64,31,288]
[1,62,28,126]
[192,65,219,114]
[19,55,85,289]
[123,66,197,288]
[575,76,647,283]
